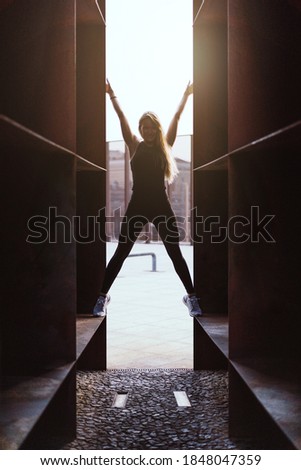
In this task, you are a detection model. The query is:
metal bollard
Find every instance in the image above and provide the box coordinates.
[128,252,157,272]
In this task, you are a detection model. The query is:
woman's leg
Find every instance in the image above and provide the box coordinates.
[101,210,148,294]
[153,208,202,316]
[153,212,195,294]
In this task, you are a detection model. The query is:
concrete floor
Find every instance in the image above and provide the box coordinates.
[106,242,194,369]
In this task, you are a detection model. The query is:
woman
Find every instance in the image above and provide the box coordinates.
[93,80,202,318]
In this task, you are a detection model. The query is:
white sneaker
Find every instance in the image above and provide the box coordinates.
[183,295,202,317]
[93,294,111,317]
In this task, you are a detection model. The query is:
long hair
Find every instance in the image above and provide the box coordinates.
[138,112,178,184]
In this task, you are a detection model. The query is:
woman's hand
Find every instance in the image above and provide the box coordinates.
[106,79,115,97]
[166,81,193,147]
[105,78,138,153]
[184,81,193,97]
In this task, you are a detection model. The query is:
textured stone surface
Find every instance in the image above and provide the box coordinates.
[63,369,256,450]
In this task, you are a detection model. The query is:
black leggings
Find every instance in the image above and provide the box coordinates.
[101,193,195,294]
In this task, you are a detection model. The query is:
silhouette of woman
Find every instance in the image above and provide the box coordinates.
[93,80,202,318]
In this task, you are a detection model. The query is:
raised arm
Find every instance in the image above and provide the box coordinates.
[106,80,139,155]
[166,81,193,147]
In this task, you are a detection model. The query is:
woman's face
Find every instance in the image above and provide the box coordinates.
[140,118,157,145]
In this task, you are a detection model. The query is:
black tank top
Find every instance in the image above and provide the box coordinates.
[130,141,166,194]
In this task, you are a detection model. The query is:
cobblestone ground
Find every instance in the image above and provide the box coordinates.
[63,369,256,450]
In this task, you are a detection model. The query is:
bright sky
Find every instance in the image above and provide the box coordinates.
[105,0,193,143]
